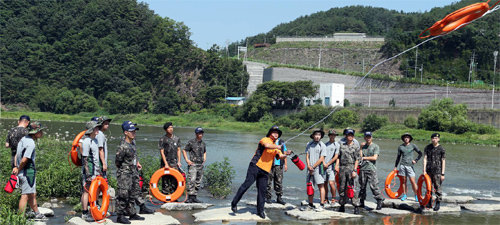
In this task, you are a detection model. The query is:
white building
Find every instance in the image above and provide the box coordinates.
[304,83,344,107]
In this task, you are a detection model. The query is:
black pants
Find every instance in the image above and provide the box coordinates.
[232,163,269,214]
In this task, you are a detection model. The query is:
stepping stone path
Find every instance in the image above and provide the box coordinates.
[67,212,180,225]
[193,207,270,222]
[285,208,362,221]
[246,201,296,209]
[370,207,412,215]
[442,195,475,204]
[421,205,461,214]
[38,207,54,217]
[461,204,500,212]
[161,202,213,211]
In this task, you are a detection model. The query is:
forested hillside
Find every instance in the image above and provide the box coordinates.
[230,0,499,84]
[0,0,248,114]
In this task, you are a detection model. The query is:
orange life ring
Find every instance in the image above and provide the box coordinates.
[385,170,405,199]
[417,174,432,206]
[419,2,490,39]
[70,130,86,166]
[149,168,186,202]
[89,176,110,221]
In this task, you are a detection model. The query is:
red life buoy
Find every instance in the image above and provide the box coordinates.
[417,174,432,206]
[89,176,110,221]
[149,168,186,202]
[384,170,405,199]
[69,130,86,166]
[419,2,490,39]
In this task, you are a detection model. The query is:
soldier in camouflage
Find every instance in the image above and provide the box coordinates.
[422,133,446,212]
[158,122,182,195]
[115,121,153,224]
[337,129,361,214]
[5,115,30,168]
[266,137,287,205]
[359,132,384,210]
[182,127,207,203]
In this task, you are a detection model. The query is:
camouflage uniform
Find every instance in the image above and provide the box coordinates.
[359,143,384,202]
[115,139,145,216]
[184,138,206,195]
[158,134,181,194]
[6,127,28,168]
[266,139,286,200]
[424,144,446,202]
[337,141,360,207]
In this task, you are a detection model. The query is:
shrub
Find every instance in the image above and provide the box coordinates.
[473,124,498,134]
[330,108,359,128]
[404,116,418,128]
[203,157,235,199]
[389,98,396,107]
[361,114,388,132]
[235,93,272,122]
[344,99,350,107]
[0,207,31,225]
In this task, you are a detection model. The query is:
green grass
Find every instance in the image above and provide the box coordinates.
[2,110,499,146]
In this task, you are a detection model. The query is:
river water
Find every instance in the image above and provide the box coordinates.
[2,119,500,224]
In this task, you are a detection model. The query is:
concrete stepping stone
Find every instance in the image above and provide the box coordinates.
[285,208,362,221]
[421,205,461,214]
[370,207,413,215]
[461,204,500,212]
[67,212,180,225]
[193,207,270,222]
[382,198,419,210]
[300,200,339,209]
[246,201,296,209]
[442,196,475,204]
[161,202,213,211]
[476,197,500,202]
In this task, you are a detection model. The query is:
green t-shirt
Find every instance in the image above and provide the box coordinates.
[395,143,422,167]
[360,143,379,171]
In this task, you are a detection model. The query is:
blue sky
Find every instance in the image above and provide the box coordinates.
[141,0,459,50]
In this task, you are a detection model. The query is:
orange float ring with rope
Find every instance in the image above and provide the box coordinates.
[69,130,86,167]
[384,170,405,199]
[149,168,186,203]
[417,174,433,206]
[88,176,110,221]
[419,1,491,39]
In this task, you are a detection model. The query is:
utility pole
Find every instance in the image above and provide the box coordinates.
[318,42,322,69]
[420,64,423,82]
[469,51,475,84]
[342,52,345,71]
[415,47,418,78]
[493,51,498,109]
[446,82,449,98]
[368,79,372,107]
[362,58,365,74]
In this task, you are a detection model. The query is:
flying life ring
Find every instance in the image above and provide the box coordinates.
[385,170,405,199]
[419,2,490,39]
[69,130,86,166]
[149,168,186,202]
[417,174,432,206]
[89,176,110,221]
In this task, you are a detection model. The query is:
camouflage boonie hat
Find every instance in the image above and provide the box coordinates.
[85,121,100,135]
[28,122,45,134]
[98,116,112,126]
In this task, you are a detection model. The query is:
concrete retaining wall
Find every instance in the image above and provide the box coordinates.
[265,67,500,110]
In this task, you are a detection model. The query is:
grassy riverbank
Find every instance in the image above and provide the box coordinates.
[2,110,499,146]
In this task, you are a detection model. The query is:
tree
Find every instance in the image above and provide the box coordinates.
[236,93,272,122]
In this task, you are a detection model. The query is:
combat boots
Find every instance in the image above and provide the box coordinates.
[139,204,154,214]
[185,195,195,203]
[276,195,286,205]
[117,215,131,224]
[129,214,145,221]
[433,201,441,211]
[376,199,384,210]
[192,196,202,203]
[359,199,365,208]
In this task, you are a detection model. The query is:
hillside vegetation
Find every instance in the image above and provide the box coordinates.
[230,0,499,85]
[0,0,248,114]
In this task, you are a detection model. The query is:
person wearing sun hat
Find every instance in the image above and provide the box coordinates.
[323,129,340,205]
[394,132,422,202]
[231,125,290,219]
[12,121,46,220]
[304,129,327,211]
[95,116,112,178]
[422,133,446,211]
[80,120,101,222]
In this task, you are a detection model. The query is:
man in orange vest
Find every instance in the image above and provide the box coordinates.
[231,125,291,219]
